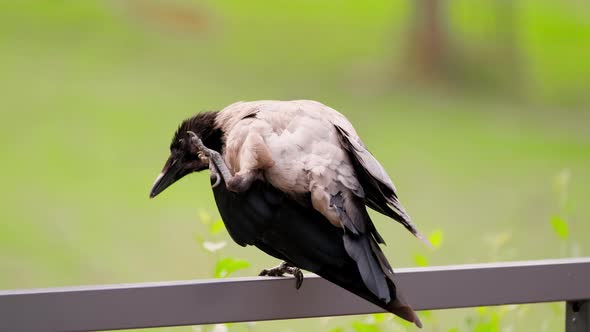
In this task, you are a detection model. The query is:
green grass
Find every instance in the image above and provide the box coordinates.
[0,1,589,331]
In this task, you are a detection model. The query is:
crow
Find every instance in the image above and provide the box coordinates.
[150,100,425,327]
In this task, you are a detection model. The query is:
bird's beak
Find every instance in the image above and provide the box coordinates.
[150,157,183,198]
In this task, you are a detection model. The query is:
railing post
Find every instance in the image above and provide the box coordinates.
[566,301,589,332]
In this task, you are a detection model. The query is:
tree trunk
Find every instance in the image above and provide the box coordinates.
[406,0,447,82]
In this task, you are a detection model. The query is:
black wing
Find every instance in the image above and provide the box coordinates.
[211,178,422,327]
[334,125,426,242]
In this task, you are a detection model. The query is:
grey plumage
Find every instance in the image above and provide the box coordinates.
[216,100,423,237]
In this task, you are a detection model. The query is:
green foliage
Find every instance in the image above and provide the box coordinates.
[549,169,579,256]
[419,310,432,320]
[369,313,388,324]
[550,169,573,243]
[413,253,429,267]
[412,229,444,267]
[351,321,380,332]
[550,216,569,240]
[214,257,250,278]
[195,209,251,279]
[461,305,522,332]
[428,229,444,249]
[473,307,500,332]
[194,210,251,331]
[209,220,226,235]
[401,168,581,332]
[332,312,414,332]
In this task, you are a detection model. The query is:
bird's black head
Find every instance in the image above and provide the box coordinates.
[150,111,222,198]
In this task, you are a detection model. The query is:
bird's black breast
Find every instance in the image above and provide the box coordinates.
[211,179,280,247]
[211,179,347,270]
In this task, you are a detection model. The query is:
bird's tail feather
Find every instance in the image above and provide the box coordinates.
[339,232,421,328]
[368,238,422,328]
[343,233,390,302]
[387,296,423,328]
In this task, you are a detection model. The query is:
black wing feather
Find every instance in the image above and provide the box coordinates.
[334,125,425,241]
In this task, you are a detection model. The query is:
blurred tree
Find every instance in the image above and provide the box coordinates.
[405,0,449,82]
[494,0,522,90]
[403,0,524,98]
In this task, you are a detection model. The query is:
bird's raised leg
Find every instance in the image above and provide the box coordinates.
[187,131,233,188]
[207,159,221,188]
[187,131,263,193]
[259,261,304,290]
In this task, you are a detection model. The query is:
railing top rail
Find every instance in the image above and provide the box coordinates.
[1,257,589,332]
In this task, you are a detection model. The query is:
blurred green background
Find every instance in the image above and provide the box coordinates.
[1,1,589,331]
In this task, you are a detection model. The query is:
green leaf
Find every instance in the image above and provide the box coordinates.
[214,257,250,278]
[329,328,344,332]
[447,328,459,332]
[352,321,380,332]
[420,310,432,319]
[397,318,413,328]
[472,307,500,332]
[369,313,388,324]
[428,229,444,249]
[473,321,498,332]
[209,220,225,235]
[413,253,429,267]
[550,215,569,240]
[476,307,488,316]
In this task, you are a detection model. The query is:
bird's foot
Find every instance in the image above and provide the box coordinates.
[208,160,221,188]
[187,131,233,188]
[259,262,304,290]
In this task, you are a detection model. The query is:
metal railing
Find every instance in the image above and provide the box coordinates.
[1,258,589,332]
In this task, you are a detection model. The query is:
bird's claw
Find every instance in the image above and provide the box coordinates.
[187,131,213,159]
[293,269,303,289]
[187,131,223,188]
[259,262,304,290]
[187,130,234,190]
[209,160,221,188]
[197,151,209,163]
